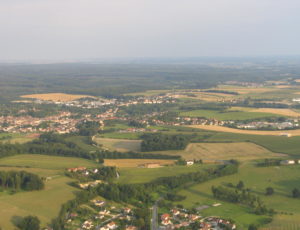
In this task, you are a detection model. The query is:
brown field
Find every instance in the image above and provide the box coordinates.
[294,79,300,83]
[104,159,175,168]
[251,108,300,117]
[21,93,96,102]
[188,125,300,136]
[147,142,283,161]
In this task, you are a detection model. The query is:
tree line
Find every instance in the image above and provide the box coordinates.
[0,170,44,191]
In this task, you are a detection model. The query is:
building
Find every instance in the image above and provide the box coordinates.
[186,160,194,166]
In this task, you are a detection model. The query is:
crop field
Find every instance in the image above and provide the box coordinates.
[117,164,214,184]
[180,109,280,120]
[21,93,96,102]
[94,137,141,152]
[189,124,300,136]
[146,142,283,161]
[0,154,97,229]
[251,108,300,117]
[104,159,175,168]
[0,154,98,170]
[175,163,300,229]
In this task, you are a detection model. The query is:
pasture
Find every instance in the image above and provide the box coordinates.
[94,137,141,152]
[146,142,282,161]
[104,159,175,168]
[180,109,280,120]
[175,163,300,229]
[0,154,98,229]
[0,154,98,170]
[21,93,96,102]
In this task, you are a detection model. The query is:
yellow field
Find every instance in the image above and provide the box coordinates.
[251,108,300,117]
[104,159,175,168]
[189,124,300,136]
[94,137,141,152]
[21,93,96,102]
[148,142,283,161]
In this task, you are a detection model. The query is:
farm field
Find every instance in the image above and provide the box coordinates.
[104,159,175,168]
[94,137,142,152]
[206,132,300,157]
[175,163,300,229]
[189,124,300,136]
[228,107,300,117]
[21,93,96,102]
[180,109,280,120]
[0,154,99,170]
[146,142,283,161]
[117,164,213,184]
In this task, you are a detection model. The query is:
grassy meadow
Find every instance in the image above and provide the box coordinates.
[0,154,100,229]
[94,137,141,152]
[174,163,300,229]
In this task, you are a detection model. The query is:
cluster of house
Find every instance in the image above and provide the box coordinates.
[65,199,138,230]
[280,159,300,165]
[67,167,106,189]
[0,112,81,134]
[235,120,299,130]
[160,208,236,230]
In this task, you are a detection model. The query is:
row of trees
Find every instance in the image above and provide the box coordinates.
[212,185,275,215]
[0,171,44,191]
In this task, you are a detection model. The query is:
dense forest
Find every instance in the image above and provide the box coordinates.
[1,59,299,102]
[140,133,192,151]
[0,171,44,191]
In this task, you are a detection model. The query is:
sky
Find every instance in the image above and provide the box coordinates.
[1,0,300,61]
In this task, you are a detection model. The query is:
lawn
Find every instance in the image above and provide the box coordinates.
[0,154,99,170]
[180,109,281,120]
[0,133,36,144]
[175,163,300,229]
[117,164,213,184]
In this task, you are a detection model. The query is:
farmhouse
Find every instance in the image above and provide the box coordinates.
[67,167,87,172]
[186,160,194,166]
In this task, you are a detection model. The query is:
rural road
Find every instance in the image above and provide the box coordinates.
[151,200,159,230]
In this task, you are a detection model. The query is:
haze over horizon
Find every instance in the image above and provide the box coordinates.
[1,0,300,61]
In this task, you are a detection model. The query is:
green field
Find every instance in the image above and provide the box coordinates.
[180,109,282,120]
[0,154,101,229]
[94,137,141,152]
[175,163,300,229]
[0,133,36,144]
[0,154,99,170]
[117,164,213,184]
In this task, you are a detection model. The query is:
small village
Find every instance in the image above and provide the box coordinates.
[64,199,138,230]
[159,208,236,230]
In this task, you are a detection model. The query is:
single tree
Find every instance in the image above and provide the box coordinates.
[248,224,258,230]
[292,188,300,198]
[266,187,274,196]
[237,180,244,190]
[17,216,40,230]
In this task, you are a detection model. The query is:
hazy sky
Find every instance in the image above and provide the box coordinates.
[1,0,300,61]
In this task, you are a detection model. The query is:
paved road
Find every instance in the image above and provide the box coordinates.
[151,200,159,230]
